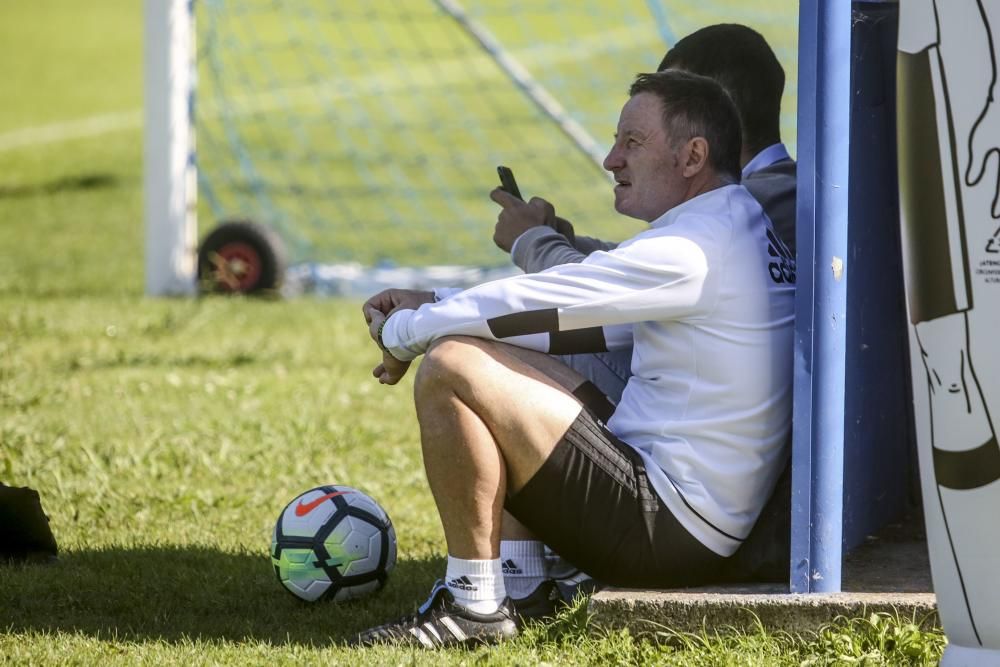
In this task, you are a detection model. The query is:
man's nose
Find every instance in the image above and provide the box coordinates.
[603,145,622,172]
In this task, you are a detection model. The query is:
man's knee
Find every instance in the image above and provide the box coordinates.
[414,336,490,398]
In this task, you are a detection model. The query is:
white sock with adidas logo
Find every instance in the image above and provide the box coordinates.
[444,555,506,614]
[499,540,548,600]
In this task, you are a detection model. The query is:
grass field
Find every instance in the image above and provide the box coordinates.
[0,1,948,664]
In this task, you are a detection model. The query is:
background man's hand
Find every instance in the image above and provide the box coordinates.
[363,288,434,325]
[490,188,559,252]
[552,215,577,244]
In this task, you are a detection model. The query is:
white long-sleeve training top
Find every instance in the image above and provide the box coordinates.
[381,184,796,556]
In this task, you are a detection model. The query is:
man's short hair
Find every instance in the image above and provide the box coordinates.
[658,24,784,156]
[628,70,742,180]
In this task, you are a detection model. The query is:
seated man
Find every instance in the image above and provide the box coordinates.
[489,24,797,597]
[357,70,794,648]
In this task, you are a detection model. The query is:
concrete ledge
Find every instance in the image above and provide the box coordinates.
[589,586,939,635]
[590,521,940,635]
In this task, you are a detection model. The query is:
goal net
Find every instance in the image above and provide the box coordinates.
[161,0,797,293]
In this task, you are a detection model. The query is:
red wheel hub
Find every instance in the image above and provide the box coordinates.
[211,242,262,292]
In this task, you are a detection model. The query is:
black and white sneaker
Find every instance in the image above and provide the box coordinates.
[510,580,563,622]
[546,552,602,604]
[353,580,518,648]
[553,568,601,604]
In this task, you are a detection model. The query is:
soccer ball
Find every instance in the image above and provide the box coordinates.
[271,485,397,602]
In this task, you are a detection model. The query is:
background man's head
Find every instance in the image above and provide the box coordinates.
[658,24,785,163]
[603,70,741,222]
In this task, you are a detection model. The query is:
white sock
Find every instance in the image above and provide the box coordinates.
[500,540,548,599]
[444,556,506,614]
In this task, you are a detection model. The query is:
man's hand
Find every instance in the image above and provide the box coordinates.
[490,188,559,252]
[372,348,412,385]
[967,100,1000,218]
[363,288,434,325]
[363,305,413,385]
[552,215,577,245]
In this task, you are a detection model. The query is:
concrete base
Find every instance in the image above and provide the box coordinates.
[589,522,940,634]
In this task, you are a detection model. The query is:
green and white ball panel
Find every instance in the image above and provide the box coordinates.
[271,485,396,603]
[271,544,334,602]
[324,513,393,578]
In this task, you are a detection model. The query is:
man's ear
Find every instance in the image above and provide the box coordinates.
[682,137,709,177]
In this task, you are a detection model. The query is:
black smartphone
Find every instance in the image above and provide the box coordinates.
[497,165,523,201]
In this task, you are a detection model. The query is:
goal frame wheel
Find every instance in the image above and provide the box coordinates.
[197,220,287,295]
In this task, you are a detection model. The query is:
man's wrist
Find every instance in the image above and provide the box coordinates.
[377,312,411,362]
[376,318,389,350]
[511,225,562,270]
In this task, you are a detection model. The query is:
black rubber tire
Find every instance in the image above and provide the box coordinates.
[197,220,287,295]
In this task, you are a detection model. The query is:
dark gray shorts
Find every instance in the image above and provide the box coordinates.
[554,348,632,405]
[504,409,725,589]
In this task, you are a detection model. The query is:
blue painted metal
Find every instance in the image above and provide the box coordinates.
[841,3,917,552]
[790,0,852,594]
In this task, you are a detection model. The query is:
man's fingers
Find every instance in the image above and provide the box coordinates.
[374,366,399,385]
[554,215,576,241]
[528,196,555,217]
[363,297,385,322]
[490,187,521,208]
[367,309,387,343]
[368,307,386,323]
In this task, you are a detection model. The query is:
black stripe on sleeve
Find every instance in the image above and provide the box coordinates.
[549,327,608,355]
[487,309,559,338]
[486,309,608,354]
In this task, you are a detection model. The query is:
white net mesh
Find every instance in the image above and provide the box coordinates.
[196,0,797,277]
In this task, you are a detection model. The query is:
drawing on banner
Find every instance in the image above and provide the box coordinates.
[898,0,1000,656]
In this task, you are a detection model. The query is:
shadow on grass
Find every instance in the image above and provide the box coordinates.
[0,545,445,647]
[0,173,118,199]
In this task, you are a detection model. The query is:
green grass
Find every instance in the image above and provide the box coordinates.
[0,0,947,664]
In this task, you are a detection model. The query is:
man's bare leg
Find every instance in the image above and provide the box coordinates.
[486,345,598,598]
[413,336,586,559]
[497,343,590,542]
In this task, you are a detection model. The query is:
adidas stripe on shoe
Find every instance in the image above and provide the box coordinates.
[353,580,518,649]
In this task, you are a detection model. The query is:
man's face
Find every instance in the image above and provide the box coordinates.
[602,92,688,222]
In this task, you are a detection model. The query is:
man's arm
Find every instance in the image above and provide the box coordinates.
[381,227,713,362]
[511,226,619,274]
[492,188,618,273]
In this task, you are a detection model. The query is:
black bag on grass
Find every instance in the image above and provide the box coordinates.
[0,483,58,563]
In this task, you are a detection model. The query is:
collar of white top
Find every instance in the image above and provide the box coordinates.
[741,143,791,180]
[648,183,743,229]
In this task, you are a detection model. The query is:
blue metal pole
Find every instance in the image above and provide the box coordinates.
[790,0,852,594]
